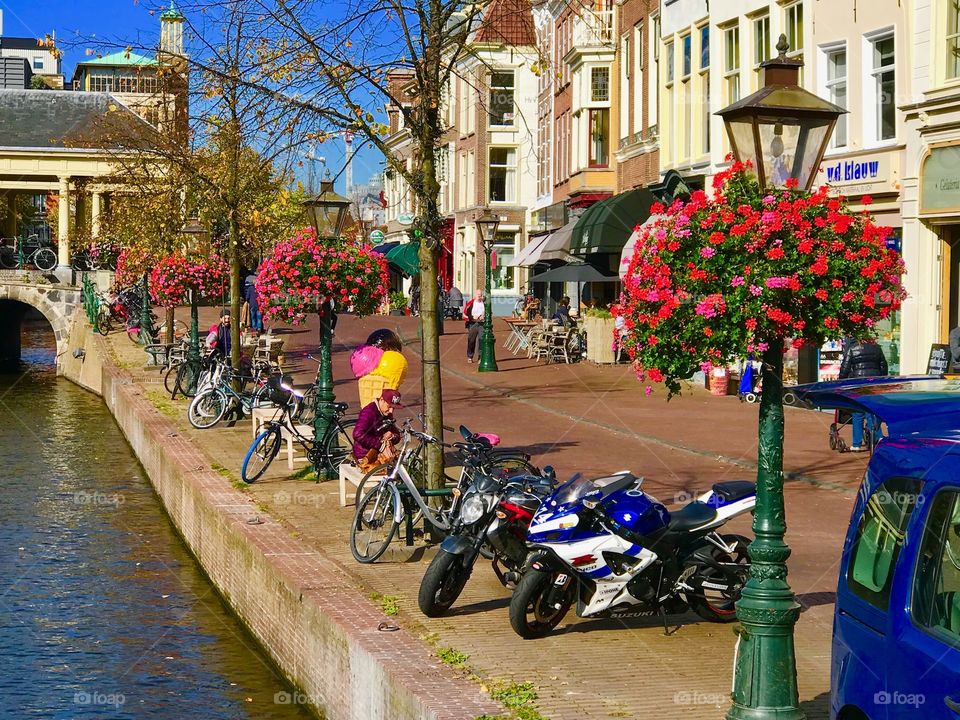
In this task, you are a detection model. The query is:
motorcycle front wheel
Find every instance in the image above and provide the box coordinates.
[418,548,474,617]
[509,567,575,639]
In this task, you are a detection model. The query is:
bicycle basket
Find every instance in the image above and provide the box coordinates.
[266,374,296,407]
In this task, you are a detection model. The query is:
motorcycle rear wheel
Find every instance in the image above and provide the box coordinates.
[509,567,575,639]
[418,548,473,617]
[687,534,751,622]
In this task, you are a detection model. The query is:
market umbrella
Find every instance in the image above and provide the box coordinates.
[530,263,619,284]
[385,241,420,276]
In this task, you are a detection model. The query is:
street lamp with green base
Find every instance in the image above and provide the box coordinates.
[716,35,844,720]
[474,210,500,373]
[181,215,209,394]
[302,171,351,478]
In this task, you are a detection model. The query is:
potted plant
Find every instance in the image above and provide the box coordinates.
[582,306,617,364]
[389,290,408,316]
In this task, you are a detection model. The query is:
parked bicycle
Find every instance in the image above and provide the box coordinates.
[187,360,280,429]
[0,235,57,271]
[349,423,539,563]
[240,378,356,482]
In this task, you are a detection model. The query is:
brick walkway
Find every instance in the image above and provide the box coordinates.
[112,310,871,720]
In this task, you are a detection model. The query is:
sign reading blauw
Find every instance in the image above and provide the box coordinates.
[826,159,881,184]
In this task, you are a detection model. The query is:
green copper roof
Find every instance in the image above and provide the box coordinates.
[160,1,185,20]
[77,51,158,67]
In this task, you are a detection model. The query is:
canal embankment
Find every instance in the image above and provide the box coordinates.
[59,309,501,720]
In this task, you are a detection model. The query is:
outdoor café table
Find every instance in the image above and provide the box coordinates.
[503,319,538,354]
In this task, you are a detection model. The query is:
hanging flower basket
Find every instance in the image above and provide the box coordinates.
[148,252,229,307]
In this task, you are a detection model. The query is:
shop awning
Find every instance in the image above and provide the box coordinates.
[619,214,669,278]
[539,222,577,263]
[385,241,420,276]
[372,241,400,255]
[505,234,549,267]
[530,263,619,283]
[571,187,660,256]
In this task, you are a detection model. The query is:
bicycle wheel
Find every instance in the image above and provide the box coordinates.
[293,386,317,425]
[321,418,356,474]
[164,362,182,397]
[175,361,200,398]
[353,462,393,507]
[241,427,282,483]
[158,319,189,340]
[0,248,17,269]
[188,389,227,429]
[350,483,400,563]
[95,305,113,336]
[33,248,57,271]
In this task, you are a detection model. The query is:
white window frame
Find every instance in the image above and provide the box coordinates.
[489,147,517,204]
[32,57,44,71]
[591,65,610,102]
[723,24,741,105]
[620,33,631,139]
[699,24,710,156]
[752,13,770,88]
[819,42,848,151]
[489,70,515,127]
[784,2,803,55]
[648,14,659,129]
[634,22,645,134]
[947,0,960,82]
[863,28,897,148]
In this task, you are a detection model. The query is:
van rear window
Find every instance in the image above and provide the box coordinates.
[847,477,922,610]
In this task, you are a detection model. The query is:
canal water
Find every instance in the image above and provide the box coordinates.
[0,324,315,719]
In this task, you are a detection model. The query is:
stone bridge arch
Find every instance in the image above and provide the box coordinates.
[0,278,81,370]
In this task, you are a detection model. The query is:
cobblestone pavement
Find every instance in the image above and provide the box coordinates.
[112,309,873,719]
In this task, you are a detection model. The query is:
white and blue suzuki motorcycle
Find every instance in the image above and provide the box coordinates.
[508,472,756,638]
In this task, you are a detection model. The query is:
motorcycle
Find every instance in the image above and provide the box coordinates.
[508,471,756,638]
[417,458,556,618]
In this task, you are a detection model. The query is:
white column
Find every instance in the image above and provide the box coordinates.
[91,191,102,238]
[57,176,71,267]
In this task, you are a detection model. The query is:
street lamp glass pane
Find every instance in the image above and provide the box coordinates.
[726,117,762,181]
[755,116,832,190]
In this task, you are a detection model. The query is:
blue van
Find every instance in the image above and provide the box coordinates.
[795,377,960,720]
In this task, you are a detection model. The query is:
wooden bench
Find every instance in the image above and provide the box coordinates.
[250,406,311,471]
[338,462,368,507]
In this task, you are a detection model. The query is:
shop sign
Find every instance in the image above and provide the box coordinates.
[921,144,960,214]
[397,212,415,226]
[927,344,951,375]
[369,229,385,245]
[822,153,890,193]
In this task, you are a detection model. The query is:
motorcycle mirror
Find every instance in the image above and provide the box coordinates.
[459,424,472,441]
[543,465,556,480]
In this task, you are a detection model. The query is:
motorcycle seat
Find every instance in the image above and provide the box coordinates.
[668,501,718,532]
[711,480,756,504]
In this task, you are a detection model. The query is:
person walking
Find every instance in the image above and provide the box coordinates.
[463,290,485,364]
[244,273,263,333]
[838,336,889,451]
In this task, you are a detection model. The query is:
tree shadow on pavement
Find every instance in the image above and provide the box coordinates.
[796,591,836,613]
[799,692,831,720]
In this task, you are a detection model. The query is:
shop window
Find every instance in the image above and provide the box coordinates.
[911,490,960,644]
[826,47,848,148]
[848,477,923,610]
[492,232,517,291]
[589,108,610,167]
[488,147,517,203]
[489,71,515,127]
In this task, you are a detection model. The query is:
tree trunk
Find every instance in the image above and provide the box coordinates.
[418,236,443,491]
[165,307,175,345]
[228,211,242,373]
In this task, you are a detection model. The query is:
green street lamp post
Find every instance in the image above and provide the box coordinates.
[139,271,156,344]
[302,171,351,477]
[474,210,500,373]
[181,216,209,393]
[716,36,844,720]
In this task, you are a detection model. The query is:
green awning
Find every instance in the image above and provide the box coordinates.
[570,187,659,256]
[385,241,420,276]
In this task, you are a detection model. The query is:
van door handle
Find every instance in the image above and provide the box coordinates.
[945,696,960,715]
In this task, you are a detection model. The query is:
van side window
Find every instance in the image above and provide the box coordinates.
[847,477,922,610]
[911,490,960,644]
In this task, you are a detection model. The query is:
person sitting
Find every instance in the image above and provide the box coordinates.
[552,296,572,327]
[206,308,232,359]
[838,336,889,451]
[352,388,404,470]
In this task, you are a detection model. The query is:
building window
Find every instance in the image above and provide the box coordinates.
[32,57,44,70]
[753,14,770,74]
[591,66,610,102]
[665,40,675,84]
[492,232,517,291]
[949,0,960,80]
[489,147,517,203]
[911,490,960,644]
[785,3,803,54]
[826,47,847,147]
[489,71,515,127]
[89,74,115,92]
[634,22,645,133]
[649,15,659,128]
[682,34,692,77]
[724,26,740,104]
[620,35,631,139]
[589,108,610,167]
[871,34,896,141]
[700,26,710,155]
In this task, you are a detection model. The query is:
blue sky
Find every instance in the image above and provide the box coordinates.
[0,0,381,191]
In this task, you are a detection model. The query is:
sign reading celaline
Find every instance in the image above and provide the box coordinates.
[921,144,960,215]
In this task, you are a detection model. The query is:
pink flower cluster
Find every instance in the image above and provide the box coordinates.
[255,227,390,325]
